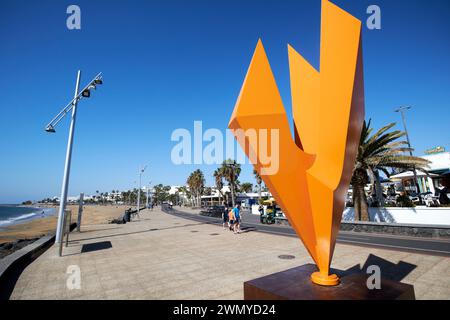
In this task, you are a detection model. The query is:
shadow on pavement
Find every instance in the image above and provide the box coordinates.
[73,221,213,243]
[339,253,417,282]
[81,241,113,253]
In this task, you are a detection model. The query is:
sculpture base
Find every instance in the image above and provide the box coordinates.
[244,264,415,300]
[310,271,340,286]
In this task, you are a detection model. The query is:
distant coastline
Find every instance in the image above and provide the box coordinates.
[0,204,57,229]
[0,204,126,246]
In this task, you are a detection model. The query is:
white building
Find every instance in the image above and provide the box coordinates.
[200,186,271,207]
[421,151,450,174]
[389,151,450,194]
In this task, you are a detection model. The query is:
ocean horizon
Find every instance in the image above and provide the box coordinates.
[0,204,57,228]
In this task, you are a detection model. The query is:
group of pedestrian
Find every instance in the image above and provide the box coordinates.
[222,204,242,234]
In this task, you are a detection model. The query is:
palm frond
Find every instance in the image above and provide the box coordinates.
[363,131,406,159]
[378,167,391,177]
[353,120,431,181]
[364,122,396,147]
[378,156,430,170]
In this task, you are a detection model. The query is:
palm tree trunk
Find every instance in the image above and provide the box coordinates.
[230,183,236,207]
[367,168,384,207]
[374,170,385,207]
[354,182,369,221]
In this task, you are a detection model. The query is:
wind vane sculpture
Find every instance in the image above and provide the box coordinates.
[229,0,365,286]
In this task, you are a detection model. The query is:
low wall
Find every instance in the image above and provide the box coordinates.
[253,205,450,226]
[340,221,450,239]
[199,211,222,218]
[342,207,450,226]
[0,222,77,300]
[0,234,55,300]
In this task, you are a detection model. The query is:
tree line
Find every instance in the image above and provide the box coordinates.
[182,119,430,220]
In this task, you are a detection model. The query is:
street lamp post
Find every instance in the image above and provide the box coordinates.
[395,106,422,203]
[146,181,152,208]
[136,165,147,217]
[45,71,103,244]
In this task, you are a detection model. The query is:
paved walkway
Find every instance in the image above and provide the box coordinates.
[10,208,450,299]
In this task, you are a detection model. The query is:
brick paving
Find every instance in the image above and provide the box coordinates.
[10,208,450,299]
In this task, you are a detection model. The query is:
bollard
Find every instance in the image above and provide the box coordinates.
[77,193,84,232]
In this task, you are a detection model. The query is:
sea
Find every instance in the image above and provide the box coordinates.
[0,204,57,228]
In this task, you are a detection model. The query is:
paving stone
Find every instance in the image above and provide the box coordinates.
[8,208,450,300]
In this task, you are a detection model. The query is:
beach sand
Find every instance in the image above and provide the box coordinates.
[0,205,128,245]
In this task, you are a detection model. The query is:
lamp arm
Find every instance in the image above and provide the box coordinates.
[45,72,102,131]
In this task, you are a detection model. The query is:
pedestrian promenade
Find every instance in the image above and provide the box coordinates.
[10,208,450,299]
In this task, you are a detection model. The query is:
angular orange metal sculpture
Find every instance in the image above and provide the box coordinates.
[229,0,365,286]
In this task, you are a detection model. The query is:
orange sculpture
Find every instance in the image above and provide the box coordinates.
[228,0,365,286]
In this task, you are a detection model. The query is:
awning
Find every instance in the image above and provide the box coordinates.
[389,170,438,180]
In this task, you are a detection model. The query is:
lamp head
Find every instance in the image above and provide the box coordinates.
[82,89,90,97]
[45,125,56,133]
[395,106,412,113]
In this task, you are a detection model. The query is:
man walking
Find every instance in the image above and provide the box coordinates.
[233,204,241,234]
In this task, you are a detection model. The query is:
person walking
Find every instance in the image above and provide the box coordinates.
[258,204,264,215]
[222,206,229,230]
[233,204,241,234]
[228,206,235,231]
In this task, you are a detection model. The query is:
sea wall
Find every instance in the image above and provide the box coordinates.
[252,205,450,226]
[342,207,450,226]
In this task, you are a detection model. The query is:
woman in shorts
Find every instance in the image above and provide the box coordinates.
[228,208,235,231]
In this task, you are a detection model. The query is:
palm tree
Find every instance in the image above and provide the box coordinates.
[213,169,224,206]
[177,186,188,206]
[220,159,241,207]
[121,191,127,204]
[187,169,205,207]
[351,120,430,221]
[204,187,213,206]
[253,169,263,202]
[240,182,253,193]
[196,170,205,206]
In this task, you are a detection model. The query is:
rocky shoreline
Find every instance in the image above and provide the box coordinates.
[0,237,42,259]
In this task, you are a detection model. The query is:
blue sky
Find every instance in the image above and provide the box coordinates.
[0,0,449,203]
